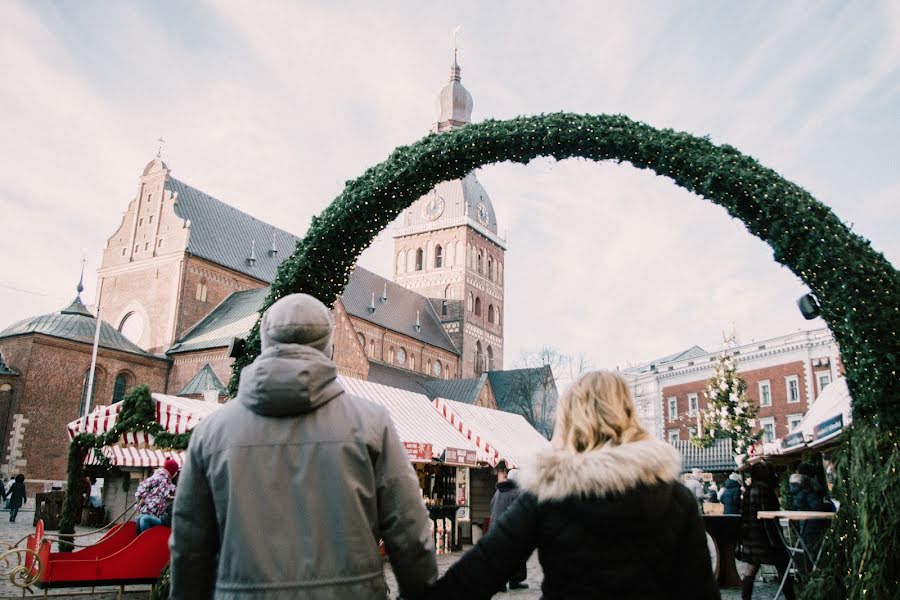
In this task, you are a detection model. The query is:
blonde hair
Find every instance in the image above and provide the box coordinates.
[553,371,649,452]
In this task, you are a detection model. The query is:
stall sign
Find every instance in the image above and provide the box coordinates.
[813,415,843,441]
[781,431,805,449]
[442,447,478,467]
[404,442,433,461]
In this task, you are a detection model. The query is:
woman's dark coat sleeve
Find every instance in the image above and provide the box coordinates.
[428,493,540,600]
[674,491,722,600]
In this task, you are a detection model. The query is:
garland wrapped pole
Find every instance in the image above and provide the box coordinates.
[222,112,897,599]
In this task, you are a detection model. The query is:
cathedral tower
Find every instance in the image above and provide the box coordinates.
[393,53,506,378]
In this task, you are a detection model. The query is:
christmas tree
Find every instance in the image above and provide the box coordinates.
[692,351,762,457]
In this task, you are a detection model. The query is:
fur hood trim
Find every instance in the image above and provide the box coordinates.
[518,438,682,502]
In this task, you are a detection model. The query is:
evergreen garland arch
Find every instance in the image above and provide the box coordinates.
[227,112,899,599]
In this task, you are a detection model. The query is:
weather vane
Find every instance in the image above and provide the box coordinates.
[452,25,461,58]
[155,137,166,159]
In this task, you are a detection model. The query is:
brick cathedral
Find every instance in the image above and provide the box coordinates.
[0,56,548,487]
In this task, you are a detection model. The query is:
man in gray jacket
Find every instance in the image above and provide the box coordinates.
[170,293,437,599]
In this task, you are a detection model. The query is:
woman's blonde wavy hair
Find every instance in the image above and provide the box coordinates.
[553,370,649,452]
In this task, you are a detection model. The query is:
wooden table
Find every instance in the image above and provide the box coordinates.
[757,511,836,599]
[703,514,742,588]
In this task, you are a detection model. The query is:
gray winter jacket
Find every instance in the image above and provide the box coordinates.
[169,343,437,600]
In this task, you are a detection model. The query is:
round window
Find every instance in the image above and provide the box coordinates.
[396,348,406,365]
[119,312,145,345]
[432,360,442,376]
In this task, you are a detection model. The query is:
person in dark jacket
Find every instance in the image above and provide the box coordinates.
[737,462,793,600]
[789,462,830,556]
[7,474,26,523]
[169,294,436,600]
[427,371,719,600]
[489,463,527,592]
[720,473,743,515]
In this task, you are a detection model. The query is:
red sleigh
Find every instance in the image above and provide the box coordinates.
[16,518,169,594]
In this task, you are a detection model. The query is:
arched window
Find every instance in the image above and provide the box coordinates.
[441,300,448,316]
[497,307,502,327]
[119,312,145,346]
[443,284,453,300]
[498,262,503,284]
[427,359,432,374]
[357,332,365,349]
[435,245,443,268]
[396,250,406,274]
[80,367,105,416]
[476,251,483,274]
[415,248,424,271]
[368,339,375,358]
[487,346,495,371]
[487,257,493,281]
[475,341,484,373]
[474,297,482,316]
[195,280,208,302]
[388,346,395,363]
[488,304,495,324]
[410,355,416,370]
[112,372,132,404]
[467,292,474,312]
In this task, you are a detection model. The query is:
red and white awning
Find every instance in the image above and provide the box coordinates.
[432,397,550,468]
[338,376,490,464]
[85,446,186,469]
[67,394,220,469]
[68,393,221,439]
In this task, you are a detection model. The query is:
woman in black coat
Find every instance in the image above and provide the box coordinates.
[7,474,27,523]
[789,462,830,553]
[737,462,793,600]
[427,371,719,600]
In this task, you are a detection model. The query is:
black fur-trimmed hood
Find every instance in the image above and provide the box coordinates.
[518,439,682,502]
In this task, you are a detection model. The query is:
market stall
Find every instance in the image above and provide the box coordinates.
[431,397,550,536]
[339,376,490,552]
[66,394,220,521]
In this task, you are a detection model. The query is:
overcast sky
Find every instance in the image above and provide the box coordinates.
[1,1,898,370]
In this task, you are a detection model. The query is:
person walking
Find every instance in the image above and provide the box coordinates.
[720,473,743,515]
[427,371,719,600]
[737,462,794,600]
[685,468,706,512]
[170,293,437,600]
[134,458,179,534]
[489,463,528,592]
[7,474,26,523]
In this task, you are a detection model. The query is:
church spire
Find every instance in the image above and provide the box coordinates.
[433,47,473,133]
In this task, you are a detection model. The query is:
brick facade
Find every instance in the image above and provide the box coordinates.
[650,329,841,444]
[0,334,168,487]
[348,314,459,379]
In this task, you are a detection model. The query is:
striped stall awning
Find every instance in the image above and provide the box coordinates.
[338,376,489,464]
[432,397,550,469]
[85,446,186,469]
[68,393,221,439]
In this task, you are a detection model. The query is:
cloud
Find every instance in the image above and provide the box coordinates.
[1,0,896,372]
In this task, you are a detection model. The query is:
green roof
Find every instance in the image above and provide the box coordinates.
[0,296,160,359]
[487,366,556,412]
[420,374,488,404]
[0,353,18,376]
[168,288,268,354]
[178,364,225,395]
